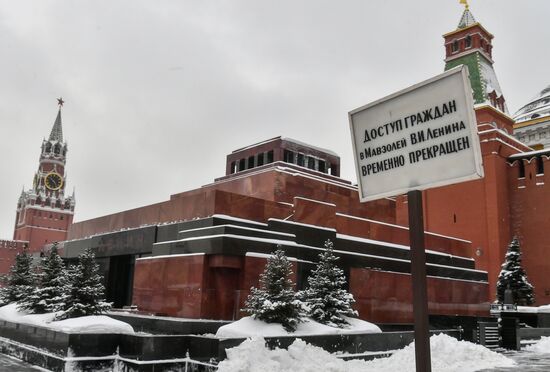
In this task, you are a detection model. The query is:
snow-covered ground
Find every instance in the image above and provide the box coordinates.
[215,316,381,338]
[217,333,516,372]
[524,336,550,353]
[0,303,134,334]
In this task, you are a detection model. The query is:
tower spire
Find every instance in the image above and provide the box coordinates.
[457,1,476,29]
[49,98,64,142]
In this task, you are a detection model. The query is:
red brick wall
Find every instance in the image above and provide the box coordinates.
[350,268,489,323]
[132,254,489,322]
[0,240,28,277]
[508,156,550,304]
[132,254,207,318]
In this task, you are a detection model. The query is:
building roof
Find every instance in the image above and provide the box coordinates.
[49,108,63,142]
[457,8,476,29]
[514,85,550,124]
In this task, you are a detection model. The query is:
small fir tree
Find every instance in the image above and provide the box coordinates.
[58,248,111,319]
[244,248,303,332]
[19,243,68,313]
[496,237,535,306]
[0,274,10,306]
[301,240,358,327]
[5,248,35,304]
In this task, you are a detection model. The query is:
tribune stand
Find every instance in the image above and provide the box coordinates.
[349,65,484,372]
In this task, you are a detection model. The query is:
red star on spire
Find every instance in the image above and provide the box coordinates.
[57,97,65,107]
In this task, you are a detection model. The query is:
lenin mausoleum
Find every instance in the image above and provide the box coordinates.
[1,7,549,325]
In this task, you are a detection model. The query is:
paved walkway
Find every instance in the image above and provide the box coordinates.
[481,349,550,371]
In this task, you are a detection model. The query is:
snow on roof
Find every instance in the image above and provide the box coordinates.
[508,147,550,159]
[231,136,281,153]
[281,137,339,157]
[231,136,339,157]
[514,84,550,122]
[479,59,508,113]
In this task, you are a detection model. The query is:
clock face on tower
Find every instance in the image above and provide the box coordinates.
[45,172,63,191]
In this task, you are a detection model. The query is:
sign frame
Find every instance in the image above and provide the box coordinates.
[349,65,483,202]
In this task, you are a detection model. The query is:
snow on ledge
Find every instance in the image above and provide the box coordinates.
[137,252,205,261]
[215,316,381,339]
[0,303,134,334]
[212,214,268,227]
[245,252,298,262]
[178,224,296,238]
[267,218,337,232]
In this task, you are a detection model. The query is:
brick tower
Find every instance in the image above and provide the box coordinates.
[443,3,508,114]
[13,99,76,252]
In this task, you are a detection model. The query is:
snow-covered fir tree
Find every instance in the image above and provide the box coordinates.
[301,240,357,327]
[5,248,36,304]
[496,237,535,306]
[58,248,111,319]
[244,248,303,332]
[19,243,68,313]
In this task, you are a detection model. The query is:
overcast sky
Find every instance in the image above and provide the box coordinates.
[0,0,548,239]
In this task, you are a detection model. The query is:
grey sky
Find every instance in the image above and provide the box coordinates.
[0,0,548,239]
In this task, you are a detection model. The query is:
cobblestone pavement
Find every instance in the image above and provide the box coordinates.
[0,353,49,371]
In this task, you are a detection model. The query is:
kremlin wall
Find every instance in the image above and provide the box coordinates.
[2,8,550,324]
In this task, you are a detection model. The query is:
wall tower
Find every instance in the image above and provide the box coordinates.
[443,3,508,114]
[13,98,75,252]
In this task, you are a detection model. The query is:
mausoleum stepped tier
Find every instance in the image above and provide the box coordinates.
[61,214,489,323]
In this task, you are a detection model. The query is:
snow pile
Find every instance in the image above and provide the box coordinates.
[365,333,515,372]
[0,303,134,334]
[217,333,515,372]
[216,316,381,338]
[47,315,134,334]
[524,336,550,353]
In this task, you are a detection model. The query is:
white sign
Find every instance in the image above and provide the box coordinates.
[349,66,483,202]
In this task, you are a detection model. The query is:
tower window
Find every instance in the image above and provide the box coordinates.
[452,40,459,53]
[297,153,305,166]
[307,156,315,170]
[257,153,264,166]
[518,161,525,178]
[536,156,544,175]
[238,158,245,171]
[318,160,326,173]
[284,150,295,163]
[230,161,236,174]
[267,150,274,164]
[465,36,472,48]
[248,156,255,169]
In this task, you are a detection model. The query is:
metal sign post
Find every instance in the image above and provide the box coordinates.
[408,189,431,372]
[348,66,484,372]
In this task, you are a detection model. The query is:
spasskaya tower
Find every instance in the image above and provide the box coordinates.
[13,98,76,252]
